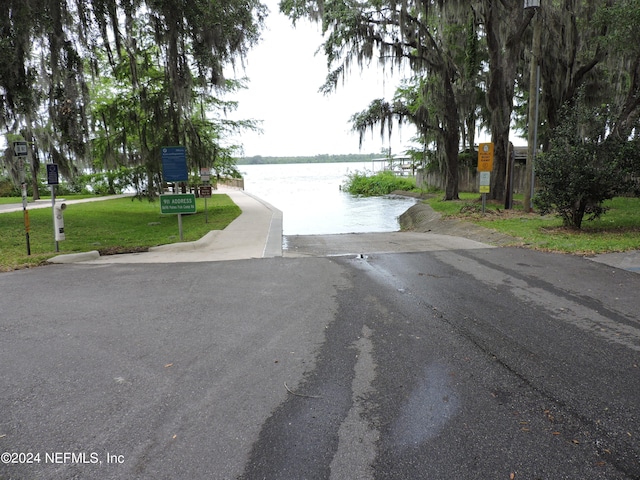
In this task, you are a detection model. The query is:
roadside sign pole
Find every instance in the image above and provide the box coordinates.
[46,164,61,251]
[477,143,494,215]
[159,193,196,241]
[47,162,61,252]
[51,185,58,252]
[21,171,30,256]
[201,168,211,224]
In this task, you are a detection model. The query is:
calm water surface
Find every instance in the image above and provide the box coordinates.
[240,162,417,235]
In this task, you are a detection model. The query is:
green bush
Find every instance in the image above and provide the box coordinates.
[343,170,416,196]
[534,94,640,229]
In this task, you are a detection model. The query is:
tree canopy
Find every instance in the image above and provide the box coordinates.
[0,0,266,198]
[281,0,640,202]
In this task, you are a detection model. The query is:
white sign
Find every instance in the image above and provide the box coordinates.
[13,141,28,156]
[479,171,491,193]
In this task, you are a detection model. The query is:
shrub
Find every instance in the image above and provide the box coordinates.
[0,178,19,197]
[343,170,416,196]
[534,96,639,229]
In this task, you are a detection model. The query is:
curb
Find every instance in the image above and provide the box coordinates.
[48,250,101,264]
[149,230,222,252]
[242,191,283,258]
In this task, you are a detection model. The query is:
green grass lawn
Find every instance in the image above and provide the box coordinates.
[0,195,241,271]
[426,193,640,254]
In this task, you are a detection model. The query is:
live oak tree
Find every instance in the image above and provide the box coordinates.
[482,1,534,200]
[281,0,533,201]
[347,6,484,201]
[283,0,480,200]
[284,0,638,206]
[595,0,640,140]
[534,0,640,229]
[0,0,90,198]
[0,0,266,197]
[89,7,262,197]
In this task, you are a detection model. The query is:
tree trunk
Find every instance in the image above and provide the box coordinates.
[489,123,509,201]
[484,2,533,201]
[24,117,40,201]
[30,158,40,201]
[571,200,586,230]
[443,138,459,200]
[610,55,640,140]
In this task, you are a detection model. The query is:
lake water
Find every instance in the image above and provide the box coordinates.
[239,162,417,235]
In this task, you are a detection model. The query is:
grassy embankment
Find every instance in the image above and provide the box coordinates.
[0,195,240,271]
[426,193,640,254]
[341,170,639,254]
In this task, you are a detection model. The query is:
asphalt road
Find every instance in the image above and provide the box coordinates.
[1,248,639,479]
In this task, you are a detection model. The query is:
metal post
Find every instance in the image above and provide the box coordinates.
[20,158,31,255]
[178,213,184,241]
[505,142,515,210]
[51,185,59,252]
[531,65,541,210]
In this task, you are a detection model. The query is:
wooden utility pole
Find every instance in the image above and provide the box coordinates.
[524,6,542,212]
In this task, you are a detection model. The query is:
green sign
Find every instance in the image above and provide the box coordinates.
[160,194,196,214]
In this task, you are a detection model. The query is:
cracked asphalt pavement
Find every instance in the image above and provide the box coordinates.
[1,243,639,479]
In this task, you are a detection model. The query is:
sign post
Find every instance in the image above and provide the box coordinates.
[47,163,61,251]
[200,167,211,224]
[199,185,212,224]
[477,143,494,214]
[160,194,196,241]
[13,141,30,255]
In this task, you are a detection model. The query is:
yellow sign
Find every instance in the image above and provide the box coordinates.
[479,185,490,193]
[477,143,494,172]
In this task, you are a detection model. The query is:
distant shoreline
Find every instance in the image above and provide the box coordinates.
[235,153,384,165]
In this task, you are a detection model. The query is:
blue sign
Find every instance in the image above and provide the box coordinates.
[161,146,188,182]
[46,164,59,185]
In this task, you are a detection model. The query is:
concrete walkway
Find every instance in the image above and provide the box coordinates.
[0,194,131,214]
[48,189,282,264]
[590,250,640,273]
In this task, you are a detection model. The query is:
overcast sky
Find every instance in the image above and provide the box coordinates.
[225,0,417,158]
